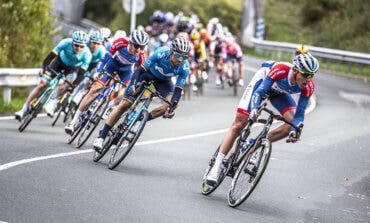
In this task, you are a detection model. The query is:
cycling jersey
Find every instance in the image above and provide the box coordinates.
[224,43,243,62]
[52,38,92,70]
[90,43,107,64]
[97,37,145,85]
[192,39,207,61]
[142,46,190,87]
[237,62,315,130]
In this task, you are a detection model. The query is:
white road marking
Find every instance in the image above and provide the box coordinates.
[339,91,370,104]
[0,93,316,172]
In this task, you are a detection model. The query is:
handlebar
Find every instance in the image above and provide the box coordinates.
[249,101,304,142]
[104,71,127,87]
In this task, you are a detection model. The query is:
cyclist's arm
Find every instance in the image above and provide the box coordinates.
[172,63,190,105]
[42,51,57,71]
[292,95,309,131]
[250,76,274,110]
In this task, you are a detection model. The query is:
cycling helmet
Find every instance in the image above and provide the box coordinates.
[295,44,310,56]
[100,27,112,40]
[129,30,149,46]
[159,33,169,43]
[176,32,190,41]
[171,37,191,55]
[293,53,319,74]
[114,30,127,39]
[89,30,104,43]
[72,30,89,44]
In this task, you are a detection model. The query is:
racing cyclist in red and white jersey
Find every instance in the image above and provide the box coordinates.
[206,53,320,185]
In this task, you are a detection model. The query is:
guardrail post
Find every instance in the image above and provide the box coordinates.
[347,62,352,73]
[358,64,363,75]
[3,87,11,104]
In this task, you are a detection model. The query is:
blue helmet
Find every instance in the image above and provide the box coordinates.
[293,53,319,74]
[72,30,89,44]
[89,30,104,43]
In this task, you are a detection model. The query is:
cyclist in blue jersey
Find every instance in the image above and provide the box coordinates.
[15,31,92,121]
[206,53,320,185]
[45,30,107,115]
[64,30,149,135]
[92,37,191,149]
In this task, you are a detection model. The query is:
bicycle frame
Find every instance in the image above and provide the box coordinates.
[32,72,64,108]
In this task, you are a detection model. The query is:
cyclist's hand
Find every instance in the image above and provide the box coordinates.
[249,109,258,122]
[163,103,177,119]
[288,131,299,143]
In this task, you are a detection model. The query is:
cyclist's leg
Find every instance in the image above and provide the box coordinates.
[207,68,265,182]
[268,93,296,142]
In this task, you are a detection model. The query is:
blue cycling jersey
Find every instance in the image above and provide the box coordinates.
[52,38,92,70]
[143,47,190,87]
[89,43,107,64]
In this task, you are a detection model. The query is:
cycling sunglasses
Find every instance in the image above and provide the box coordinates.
[90,41,101,45]
[172,51,187,60]
[294,67,315,79]
[73,43,85,49]
[131,42,145,50]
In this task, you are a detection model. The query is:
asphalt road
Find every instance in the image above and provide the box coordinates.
[0,57,369,223]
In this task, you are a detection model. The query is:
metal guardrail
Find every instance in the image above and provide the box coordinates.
[251,38,370,75]
[0,69,41,103]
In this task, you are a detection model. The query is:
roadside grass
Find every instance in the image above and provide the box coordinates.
[0,87,28,115]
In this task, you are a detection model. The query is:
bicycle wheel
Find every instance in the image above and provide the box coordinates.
[18,110,34,132]
[63,101,77,124]
[51,104,63,126]
[228,138,272,207]
[18,89,52,132]
[201,145,240,195]
[108,110,149,170]
[75,99,108,148]
[232,69,238,97]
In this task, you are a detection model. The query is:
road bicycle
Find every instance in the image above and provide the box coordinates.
[67,72,125,148]
[18,69,72,132]
[93,81,174,170]
[201,101,303,207]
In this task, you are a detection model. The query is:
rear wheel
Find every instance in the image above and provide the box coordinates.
[51,104,63,126]
[228,138,272,207]
[108,110,149,170]
[18,111,34,132]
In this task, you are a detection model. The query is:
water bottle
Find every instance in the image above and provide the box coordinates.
[240,138,255,153]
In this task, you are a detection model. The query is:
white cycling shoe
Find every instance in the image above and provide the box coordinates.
[45,99,57,117]
[93,137,104,150]
[206,166,220,185]
[238,79,245,87]
[14,110,25,122]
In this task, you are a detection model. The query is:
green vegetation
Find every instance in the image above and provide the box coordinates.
[0,87,29,115]
[0,0,55,68]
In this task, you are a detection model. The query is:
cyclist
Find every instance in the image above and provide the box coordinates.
[210,34,226,86]
[206,53,319,184]
[100,27,113,50]
[14,31,92,121]
[45,30,107,115]
[64,30,149,135]
[92,37,191,150]
[224,37,244,87]
[189,30,208,91]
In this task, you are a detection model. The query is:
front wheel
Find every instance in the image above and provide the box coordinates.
[108,110,149,170]
[227,138,272,207]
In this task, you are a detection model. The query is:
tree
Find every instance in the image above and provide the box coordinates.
[0,0,55,68]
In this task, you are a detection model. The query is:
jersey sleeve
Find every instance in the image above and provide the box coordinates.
[250,76,274,110]
[137,52,146,67]
[52,38,71,55]
[268,63,290,81]
[292,94,310,131]
[108,37,129,55]
[175,61,190,87]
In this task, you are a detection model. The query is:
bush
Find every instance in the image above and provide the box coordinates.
[0,0,55,68]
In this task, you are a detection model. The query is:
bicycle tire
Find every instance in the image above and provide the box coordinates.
[51,105,63,126]
[108,110,149,170]
[18,89,52,132]
[228,138,272,207]
[75,99,108,148]
[18,112,34,132]
[201,146,222,195]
